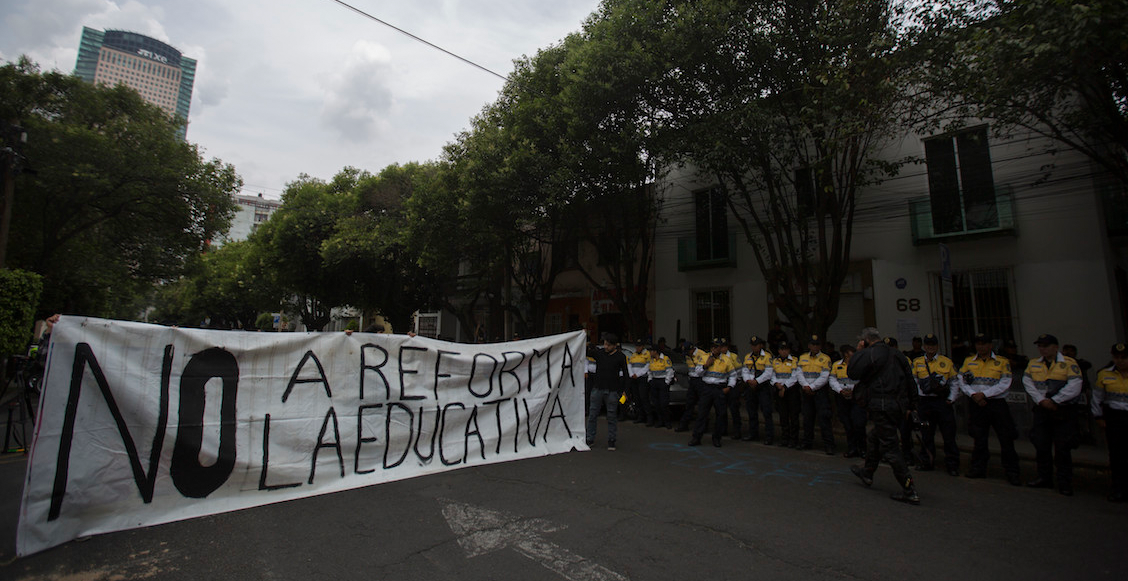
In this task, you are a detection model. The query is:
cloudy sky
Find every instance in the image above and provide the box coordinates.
[1,0,603,198]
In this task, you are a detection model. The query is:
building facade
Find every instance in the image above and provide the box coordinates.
[220,193,282,244]
[654,126,1128,436]
[74,27,197,138]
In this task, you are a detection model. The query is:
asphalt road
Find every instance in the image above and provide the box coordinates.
[2,421,1125,581]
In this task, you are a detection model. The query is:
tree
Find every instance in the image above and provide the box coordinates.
[320,163,441,334]
[252,173,356,331]
[590,0,916,341]
[915,0,1128,188]
[0,58,240,317]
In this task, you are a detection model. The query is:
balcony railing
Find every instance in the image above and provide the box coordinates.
[677,233,737,271]
[909,188,1017,245]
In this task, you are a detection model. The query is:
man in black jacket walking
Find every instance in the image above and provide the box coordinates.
[586,333,629,450]
[848,327,921,504]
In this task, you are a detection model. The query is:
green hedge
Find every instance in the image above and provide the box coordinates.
[0,269,44,358]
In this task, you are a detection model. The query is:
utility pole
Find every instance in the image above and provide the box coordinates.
[0,120,27,269]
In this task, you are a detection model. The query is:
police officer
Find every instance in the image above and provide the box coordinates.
[848,327,920,505]
[798,334,835,454]
[1094,343,1128,502]
[690,338,737,447]
[627,339,652,424]
[722,341,745,439]
[676,341,710,432]
[911,333,960,476]
[957,333,1021,485]
[742,335,775,444]
[830,344,865,458]
[646,344,676,428]
[772,342,801,448]
[1022,334,1082,495]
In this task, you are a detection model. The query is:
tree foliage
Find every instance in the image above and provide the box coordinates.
[0,58,240,318]
[915,0,1128,188]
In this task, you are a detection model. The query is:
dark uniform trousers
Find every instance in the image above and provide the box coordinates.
[1030,404,1080,486]
[801,388,835,448]
[726,384,745,438]
[968,398,1020,477]
[1105,408,1128,495]
[648,378,671,427]
[836,393,867,455]
[745,383,775,442]
[678,377,706,431]
[917,396,959,471]
[693,384,728,445]
[628,376,649,422]
[864,406,914,489]
[777,386,801,446]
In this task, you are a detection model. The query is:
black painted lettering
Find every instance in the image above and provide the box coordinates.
[309,407,344,484]
[282,350,332,403]
[482,398,510,455]
[49,343,172,520]
[259,414,301,490]
[354,404,384,475]
[172,347,239,499]
[499,351,526,396]
[527,347,553,393]
[414,405,439,463]
[383,403,414,469]
[468,353,497,398]
[542,393,573,441]
[398,346,428,400]
[560,342,576,388]
[432,349,459,401]
[439,402,466,466]
[360,343,391,401]
[464,405,485,461]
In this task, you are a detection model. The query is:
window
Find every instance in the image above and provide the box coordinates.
[936,267,1018,349]
[694,186,729,261]
[925,126,998,235]
[694,289,731,346]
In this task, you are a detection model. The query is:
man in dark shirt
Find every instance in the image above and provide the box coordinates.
[586,333,628,450]
[849,327,921,505]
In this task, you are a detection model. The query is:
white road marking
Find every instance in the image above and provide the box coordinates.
[441,500,629,581]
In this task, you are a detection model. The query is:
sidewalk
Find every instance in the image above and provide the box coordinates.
[953,431,1108,470]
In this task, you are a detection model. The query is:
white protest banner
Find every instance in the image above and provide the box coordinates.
[18,317,588,556]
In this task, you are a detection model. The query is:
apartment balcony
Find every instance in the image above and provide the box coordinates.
[909,188,1017,245]
[677,233,737,271]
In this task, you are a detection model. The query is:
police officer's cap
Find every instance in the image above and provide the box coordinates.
[807,334,821,344]
[1004,338,1018,348]
[777,340,791,350]
[972,332,992,344]
[749,335,764,345]
[922,333,939,345]
[1111,343,1128,356]
[634,337,646,345]
[1034,334,1059,346]
[883,336,898,347]
[712,337,726,346]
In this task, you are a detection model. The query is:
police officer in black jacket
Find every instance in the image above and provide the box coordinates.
[848,327,921,505]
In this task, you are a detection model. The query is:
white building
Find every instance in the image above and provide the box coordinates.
[654,126,1126,370]
[221,193,281,244]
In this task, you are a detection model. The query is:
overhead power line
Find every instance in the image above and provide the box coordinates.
[330,0,509,82]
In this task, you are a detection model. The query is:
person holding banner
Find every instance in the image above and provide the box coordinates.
[587,334,629,450]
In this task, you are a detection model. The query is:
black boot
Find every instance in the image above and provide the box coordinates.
[891,485,921,505]
[850,465,873,487]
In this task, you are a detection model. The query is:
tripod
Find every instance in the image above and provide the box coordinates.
[2,355,41,454]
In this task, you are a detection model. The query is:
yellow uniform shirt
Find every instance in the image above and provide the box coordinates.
[772,355,799,387]
[957,353,1012,399]
[797,352,832,390]
[912,354,957,399]
[1094,366,1128,416]
[1022,353,1082,404]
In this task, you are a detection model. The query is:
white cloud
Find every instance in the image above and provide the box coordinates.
[1,0,603,196]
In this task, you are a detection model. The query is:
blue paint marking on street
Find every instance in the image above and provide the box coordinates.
[650,442,853,486]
